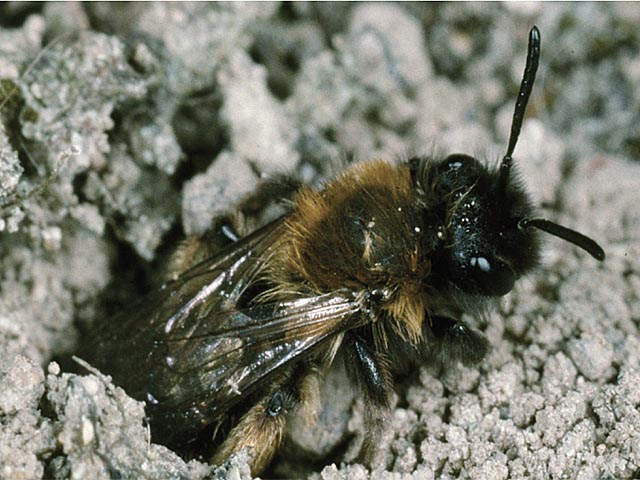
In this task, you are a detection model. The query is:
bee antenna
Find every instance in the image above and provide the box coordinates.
[518,218,605,261]
[498,26,541,195]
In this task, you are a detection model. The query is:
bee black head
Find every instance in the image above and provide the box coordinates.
[419,26,604,298]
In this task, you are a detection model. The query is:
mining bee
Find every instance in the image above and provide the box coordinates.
[88,26,604,475]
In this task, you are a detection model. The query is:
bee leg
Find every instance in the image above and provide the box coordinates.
[212,389,293,475]
[345,335,393,468]
[293,363,322,426]
[164,215,243,280]
[238,174,302,217]
[212,363,322,475]
[429,316,489,366]
[215,217,241,243]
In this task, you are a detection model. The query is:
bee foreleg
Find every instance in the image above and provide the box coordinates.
[345,335,393,468]
[429,316,489,366]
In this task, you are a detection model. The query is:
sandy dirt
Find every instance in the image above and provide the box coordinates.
[0,3,638,479]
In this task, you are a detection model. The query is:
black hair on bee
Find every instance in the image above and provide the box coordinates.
[87,26,604,475]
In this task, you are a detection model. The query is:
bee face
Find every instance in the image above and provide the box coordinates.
[428,154,540,296]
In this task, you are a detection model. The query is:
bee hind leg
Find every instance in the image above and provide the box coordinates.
[212,364,321,475]
[344,335,393,469]
[212,389,293,475]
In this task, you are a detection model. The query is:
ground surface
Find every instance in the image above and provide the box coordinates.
[0,3,639,480]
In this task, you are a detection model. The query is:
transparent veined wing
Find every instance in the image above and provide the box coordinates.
[88,217,370,444]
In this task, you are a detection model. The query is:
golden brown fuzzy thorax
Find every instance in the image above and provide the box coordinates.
[267,159,431,342]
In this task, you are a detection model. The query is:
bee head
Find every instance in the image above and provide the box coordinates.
[433,153,539,296]
[427,26,604,297]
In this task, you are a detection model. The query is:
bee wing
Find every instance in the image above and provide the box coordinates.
[150,289,366,443]
[91,217,284,370]
[89,218,369,444]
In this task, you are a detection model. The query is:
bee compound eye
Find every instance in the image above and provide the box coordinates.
[469,255,516,296]
[267,391,283,417]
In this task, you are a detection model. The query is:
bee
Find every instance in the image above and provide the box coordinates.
[88,26,604,475]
